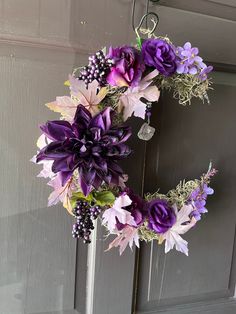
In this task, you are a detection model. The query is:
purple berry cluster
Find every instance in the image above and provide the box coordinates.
[72,200,102,243]
[78,50,113,87]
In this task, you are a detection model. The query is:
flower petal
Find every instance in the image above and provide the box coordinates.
[164,231,189,256]
[142,85,160,102]
[105,226,139,255]
[114,194,132,209]
[107,68,129,87]
[189,66,198,75]
[40,120,74,141]
[183,42,191,50]
[73,105,92,128]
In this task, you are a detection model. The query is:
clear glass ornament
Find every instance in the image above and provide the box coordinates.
[138,122,155,141]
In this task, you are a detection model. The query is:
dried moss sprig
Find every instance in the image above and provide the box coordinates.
[101,86,127,109]
[166,180,200,208]
[139,221,160,242]
[100,86,127,125]
[145,179,199,209]
[154,74,212,106]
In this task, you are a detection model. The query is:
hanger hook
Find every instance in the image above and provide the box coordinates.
[132,0,160,34]
[136,12,159,36]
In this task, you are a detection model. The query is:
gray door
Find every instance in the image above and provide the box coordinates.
[0,2,86,314]
[88,1,236,314]
[0,1,235,314]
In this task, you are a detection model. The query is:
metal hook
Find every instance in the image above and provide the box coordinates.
[132,0,160,34]
[136,12,159,35]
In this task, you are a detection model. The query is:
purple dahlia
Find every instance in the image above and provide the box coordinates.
[36,106,132,196]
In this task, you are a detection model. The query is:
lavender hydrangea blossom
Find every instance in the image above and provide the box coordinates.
[198,65,213,81]
[175,42,213,79]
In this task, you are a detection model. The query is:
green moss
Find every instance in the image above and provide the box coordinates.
[154,74,212,106]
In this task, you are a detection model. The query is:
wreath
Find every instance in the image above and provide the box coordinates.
[32,32,216,256]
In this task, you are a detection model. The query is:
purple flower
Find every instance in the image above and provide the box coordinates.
[36,106,132,196]
[106,46,145,87]
[141,39,177,76]
[189,183,214,220]
[116,189,147,231]
[147,199,176,234]
[176,42,213,79]
[198,66,213,81]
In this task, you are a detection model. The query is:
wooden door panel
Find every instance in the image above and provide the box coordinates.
[1,1,235,314]
[68,0,236,65]
[0,43,86,314]
[207,0,236,7]
[77,1,236,313]
[135,72,236,313]
[159,0,236,21]
[132,1,236,312]
[86,119,147,314]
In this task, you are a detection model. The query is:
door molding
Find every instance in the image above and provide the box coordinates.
[136,298,236,314]
[133,65,236,313]
[158,0,236,20]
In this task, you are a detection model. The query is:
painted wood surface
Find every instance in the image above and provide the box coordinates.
[87,119,146,314]
[135,71,236,313]
[0,0,235,64]
[0,43,86,313]
[0,1,235,314]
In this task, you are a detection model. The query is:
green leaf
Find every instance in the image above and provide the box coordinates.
[93,191,115,206]
[70,197,77,210]
[136,37,143,50]
[70,191,93,209]
[69,190,115,209]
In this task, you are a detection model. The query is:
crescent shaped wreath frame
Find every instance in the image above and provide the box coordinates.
[32,28,217,256]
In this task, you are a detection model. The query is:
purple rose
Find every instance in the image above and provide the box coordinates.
[116,189,147,231]
[125,188,147,225]
[142,39,177,76]
[147,199,176,234]
[106,46,145,87]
